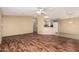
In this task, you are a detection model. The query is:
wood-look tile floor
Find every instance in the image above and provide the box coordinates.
[0,33,79,52]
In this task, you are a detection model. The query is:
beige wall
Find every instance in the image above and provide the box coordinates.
[0,10,2,43]
[58,17,79,35]
[37,15,44,34]
[2,16,33,36]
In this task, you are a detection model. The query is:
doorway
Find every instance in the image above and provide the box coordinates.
[33,17,38,34]
[53,22,59,33]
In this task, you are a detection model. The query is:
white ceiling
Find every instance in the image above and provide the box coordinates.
[1,7,79,19]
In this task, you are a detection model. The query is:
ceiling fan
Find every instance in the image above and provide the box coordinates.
[36,7,46,14]
[36,7,49,18]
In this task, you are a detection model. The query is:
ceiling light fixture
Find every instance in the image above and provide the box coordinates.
[36,7,46,15]
[36,9,42,14]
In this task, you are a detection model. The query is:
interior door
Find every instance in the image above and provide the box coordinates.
[53,22,58,33]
